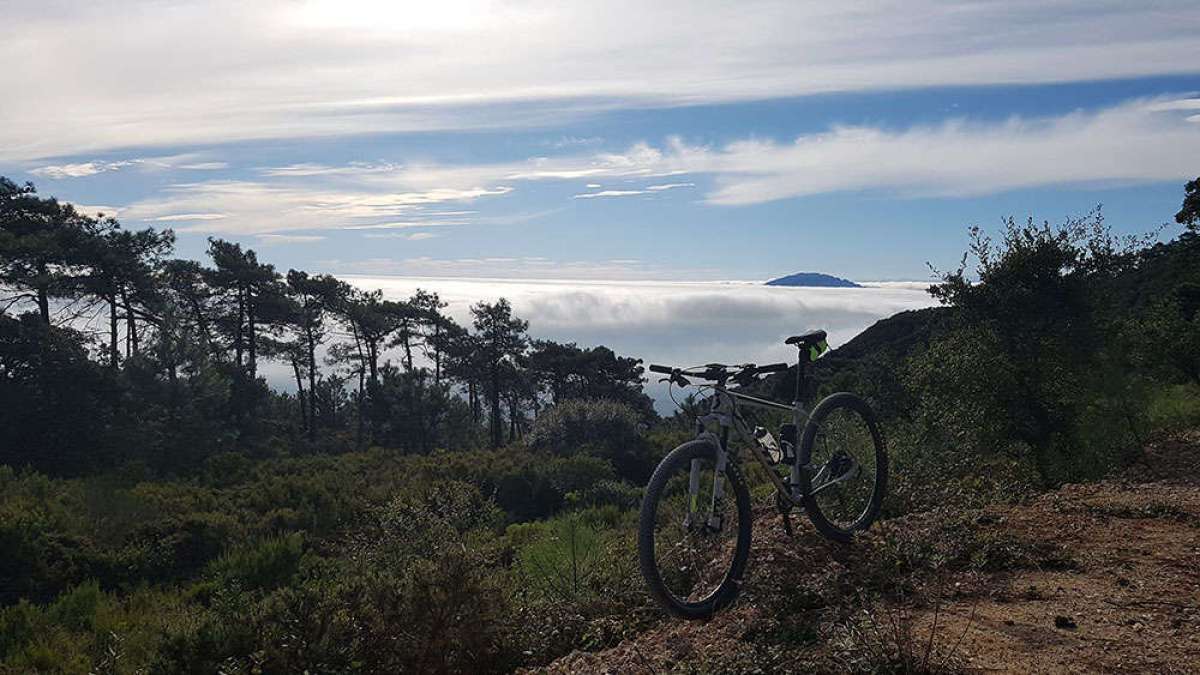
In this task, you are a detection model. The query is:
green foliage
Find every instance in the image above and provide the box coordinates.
[4,177,1200,672]
[1132,287,1200,386]
[1176,176,1200,231]
[206,533,305,593]
[911,211,1159,484]
[566,479,644,511]
[516,514,603,603]
[528,399,654,481]
[1144,383,1200,432]
[526,339,655,418]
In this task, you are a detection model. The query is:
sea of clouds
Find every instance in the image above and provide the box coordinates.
[324,277,939,411]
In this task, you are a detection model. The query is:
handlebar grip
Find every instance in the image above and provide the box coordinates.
[648,364,674,375]
[756,362,789,373]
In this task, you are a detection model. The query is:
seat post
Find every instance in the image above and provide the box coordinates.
[793,349,806,404]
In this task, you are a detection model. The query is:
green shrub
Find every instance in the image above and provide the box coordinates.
[47,580,103,632]
[517,514,602,603]
[1145,383,1200,432]
[206,533,305,593]
[565,479,642,511]
[528,399,653,481]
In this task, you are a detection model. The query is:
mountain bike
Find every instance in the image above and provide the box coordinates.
[638,330,888,619]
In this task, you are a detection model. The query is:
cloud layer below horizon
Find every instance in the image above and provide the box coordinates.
[319,277,938,410]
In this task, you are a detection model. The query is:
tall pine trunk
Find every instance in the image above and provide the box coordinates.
[246,289,257,376]
[489,365,502,448]
[108,295,120,369]
[234,288,245,368]
[291,354,308,433]
[122,289,138,359]
[36,285,50,325]
[305,319,317,441]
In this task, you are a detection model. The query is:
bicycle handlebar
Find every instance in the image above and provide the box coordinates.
[648,361,790,385]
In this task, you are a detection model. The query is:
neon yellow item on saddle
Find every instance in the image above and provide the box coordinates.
[808,339,829,362]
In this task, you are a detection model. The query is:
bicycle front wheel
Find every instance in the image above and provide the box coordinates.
[798,392,888,542]
[638,439,752,619]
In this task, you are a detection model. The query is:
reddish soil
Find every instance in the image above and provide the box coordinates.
[538,431,1200,674]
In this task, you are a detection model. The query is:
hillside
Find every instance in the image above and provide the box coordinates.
[765,272,862,288]
[538,430,1200,673]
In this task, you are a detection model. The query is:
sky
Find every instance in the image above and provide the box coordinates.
[3,1,1200,282]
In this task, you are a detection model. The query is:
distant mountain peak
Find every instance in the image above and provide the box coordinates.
[765,272,861,288]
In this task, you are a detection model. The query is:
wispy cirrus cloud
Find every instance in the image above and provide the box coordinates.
[255,233,326,245]
[361,231,440,240]
[110,96,1200,234]
[31,160,137,179]
[573,182,694,198]
[151,212,227,222]
[692,96,1200,204]
[120,181,514,234]
[574,190,645,199]
[30,154,227,179]
[3,1,1198,160]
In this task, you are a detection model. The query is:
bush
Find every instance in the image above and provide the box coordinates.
[527,400,653,481]
[206,533,305,593]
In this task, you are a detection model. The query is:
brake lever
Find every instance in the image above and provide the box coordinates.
[658,373,692,387]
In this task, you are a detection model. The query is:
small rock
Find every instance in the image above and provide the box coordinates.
[1054,615,1077,630]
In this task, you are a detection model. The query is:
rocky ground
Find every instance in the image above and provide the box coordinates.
[538,431,1200,674]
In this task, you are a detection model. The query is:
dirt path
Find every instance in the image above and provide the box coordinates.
[918,440,1200,673]
[539,431,1200,674]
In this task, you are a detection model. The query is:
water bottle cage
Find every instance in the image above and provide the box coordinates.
[780,440,796,464]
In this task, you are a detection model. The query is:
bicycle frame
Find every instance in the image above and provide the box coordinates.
[691,385,812,512]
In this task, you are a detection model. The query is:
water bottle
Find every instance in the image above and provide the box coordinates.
[754,426,782,464]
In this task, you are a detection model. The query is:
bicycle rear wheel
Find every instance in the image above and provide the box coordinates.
[638,439,751,619]
[798,392,888,542]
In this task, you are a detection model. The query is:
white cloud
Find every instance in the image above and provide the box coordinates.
[573,181,693,198]
[152,212,227,222]
[255,233,326,245]
[177,161,229,170]
[361,231,439,240]
[69,204,120,215]
[553,97,1200,204]
[551,136,604,149]
[574,190,646,199]
[108,96,1200,234]
[691,97,1200,203]
[3,1,1198,160]
[335,276,936,409]
[31,160,135,178]
[29,154,227,178]
[438,98,1200,205]
[585,183,602,189]
[120,181,513,234]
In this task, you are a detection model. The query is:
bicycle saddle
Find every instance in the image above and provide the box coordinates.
[784,329,827,347]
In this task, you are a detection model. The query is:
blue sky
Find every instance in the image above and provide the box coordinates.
[3,1,1199,281]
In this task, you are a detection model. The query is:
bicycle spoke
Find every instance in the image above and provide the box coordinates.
[808,407,878,529]
[651,457,740,604]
